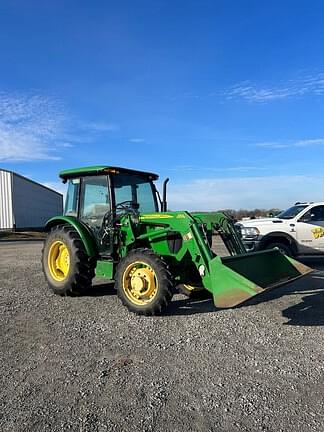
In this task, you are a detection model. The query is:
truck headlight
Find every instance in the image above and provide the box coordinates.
[240,227,260,239]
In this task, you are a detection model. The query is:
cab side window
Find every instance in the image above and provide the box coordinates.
[302,205,324,222]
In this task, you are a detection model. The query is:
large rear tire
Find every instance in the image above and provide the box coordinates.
[42,225,96,295]
[115,248,173,315]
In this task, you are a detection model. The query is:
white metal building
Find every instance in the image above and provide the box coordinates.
[0,169,63,230]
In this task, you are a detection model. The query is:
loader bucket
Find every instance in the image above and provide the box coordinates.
[208,249,312,308]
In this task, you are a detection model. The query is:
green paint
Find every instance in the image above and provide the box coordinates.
[59,165,158,180]
[121,211,311,307]
[205,249,309,307]
[96,260,114,279]
[45,166,312,310]
[45,216,97,257]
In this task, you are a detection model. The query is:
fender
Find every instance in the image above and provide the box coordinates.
[45,216,98,258]
[259,231,298,254]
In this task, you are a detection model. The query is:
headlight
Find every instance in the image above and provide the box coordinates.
[240,227,260,238]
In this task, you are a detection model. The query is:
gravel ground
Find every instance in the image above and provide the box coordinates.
[1,241,324,432]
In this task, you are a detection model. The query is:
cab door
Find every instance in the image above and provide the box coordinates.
[296,205,324,253]
[79,175,111,251]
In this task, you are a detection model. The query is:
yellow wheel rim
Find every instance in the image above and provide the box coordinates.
[122,261,158,306]
[48,240,70,282]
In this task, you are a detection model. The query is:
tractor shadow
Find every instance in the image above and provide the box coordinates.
[281,289,324,326]
[168,259,324,322]
[83,259,324,323]
[168,276,324,322]
[242,275,324,326]
[238,258,324,326]
[88,280,217,314]
[85,280,116,297]
[166,291,216,316]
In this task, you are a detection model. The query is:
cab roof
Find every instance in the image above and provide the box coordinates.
[59,165,159,181]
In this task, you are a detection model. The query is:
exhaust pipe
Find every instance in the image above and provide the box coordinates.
[162,178,169,212]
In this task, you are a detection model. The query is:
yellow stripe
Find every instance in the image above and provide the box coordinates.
[140,214,174,219]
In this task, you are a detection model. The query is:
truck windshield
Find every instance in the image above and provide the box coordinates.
[277,205,308,219]
[113,173,158,213]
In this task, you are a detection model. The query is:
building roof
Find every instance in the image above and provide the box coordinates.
[59,165,159,181]
[0,168,63,197]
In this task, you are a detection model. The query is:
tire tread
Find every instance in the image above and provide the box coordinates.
[115,248,173,316]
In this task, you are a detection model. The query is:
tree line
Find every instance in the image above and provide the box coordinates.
[221,208,282,220]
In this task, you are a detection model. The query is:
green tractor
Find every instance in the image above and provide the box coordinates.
[42,165,312,315]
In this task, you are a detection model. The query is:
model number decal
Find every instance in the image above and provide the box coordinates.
[311,227,324,239]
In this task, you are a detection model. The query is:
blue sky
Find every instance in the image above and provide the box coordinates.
[1,0,324,210]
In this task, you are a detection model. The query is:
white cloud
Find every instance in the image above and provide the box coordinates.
[167,165,266,173]
[0,91,65,161]
[256,138,324,149]
[256,141,289,149]
[226,84,294,102]
[167,175,324,211]
[0,91,120,162]
[58,142,74,148]
[294,138,324,147]
[225,72,324,103]
[129,138,145,143]
[84,122,119,132]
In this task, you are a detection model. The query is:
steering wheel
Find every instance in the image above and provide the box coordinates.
[101,201,138,228]
[100,201,139,246]
[115,200,139,211]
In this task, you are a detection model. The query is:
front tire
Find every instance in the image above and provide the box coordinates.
[115,248,173,315]
[42,225,96,295]
[265,242,293,257]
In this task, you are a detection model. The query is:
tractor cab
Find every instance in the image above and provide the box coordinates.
[60,166,163,252]
[60,166,161,254]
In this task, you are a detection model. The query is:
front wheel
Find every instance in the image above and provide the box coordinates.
[265,242,293,257]
[115,248,173,315]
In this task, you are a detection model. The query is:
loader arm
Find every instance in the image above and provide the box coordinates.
[121,211,312,308]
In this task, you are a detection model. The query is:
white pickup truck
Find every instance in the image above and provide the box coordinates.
[238,202,324,256]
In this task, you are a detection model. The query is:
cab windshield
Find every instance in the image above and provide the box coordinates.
[112,173,158,213]
[277,205,308,220]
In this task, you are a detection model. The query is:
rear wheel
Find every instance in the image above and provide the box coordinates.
[115,248,173,315]
[265,242,293,257]
[42,225,96,295]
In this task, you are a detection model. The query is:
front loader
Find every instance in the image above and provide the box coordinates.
[42,165,312,315]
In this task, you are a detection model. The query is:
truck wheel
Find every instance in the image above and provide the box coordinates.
[115,248,173,315]
[265,242,293,257]
[42,225,96,296]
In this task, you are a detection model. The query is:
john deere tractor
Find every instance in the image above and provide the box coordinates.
[42,165,312,315]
